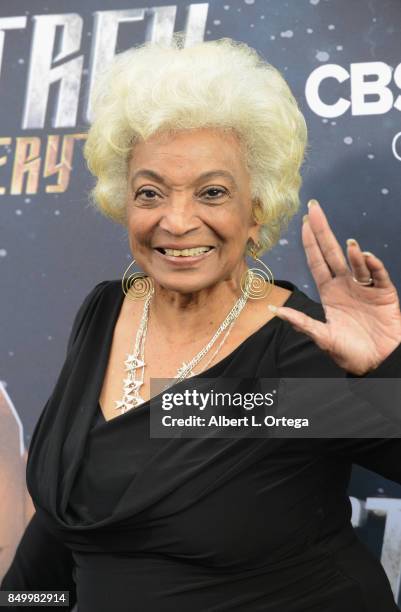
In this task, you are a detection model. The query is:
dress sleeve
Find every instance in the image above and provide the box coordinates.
[345,341,401,423]
[26,280,110,459]
[1,282,110,609]
[276,298,401,484]
[0,512,76,610]
[331,342,401,483]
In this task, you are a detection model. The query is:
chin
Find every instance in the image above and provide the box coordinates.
[153,274,220,294]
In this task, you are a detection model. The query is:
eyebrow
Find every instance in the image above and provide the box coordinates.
[131,169,237,187]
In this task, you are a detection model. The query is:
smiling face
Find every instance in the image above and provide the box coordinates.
[126,127,261,294]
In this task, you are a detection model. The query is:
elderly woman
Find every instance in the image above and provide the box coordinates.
[2,35,401,612]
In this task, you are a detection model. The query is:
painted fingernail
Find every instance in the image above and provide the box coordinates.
[307,199,319,209]
[362,251,374,258]
[346,238,358,247]
[302,214,309,224]
[268,304,278,313]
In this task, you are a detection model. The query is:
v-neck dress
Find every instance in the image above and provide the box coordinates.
[2,279,401,612]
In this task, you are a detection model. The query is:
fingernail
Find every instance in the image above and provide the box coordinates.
[302,214,309,224]
[307,199,319,209]
[346,238,358,247]
[362,251,374,258]
[268,304,278,313]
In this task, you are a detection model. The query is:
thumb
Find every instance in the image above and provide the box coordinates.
[268,304,330,350]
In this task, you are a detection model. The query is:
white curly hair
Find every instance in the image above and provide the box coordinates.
[84,33,308,256]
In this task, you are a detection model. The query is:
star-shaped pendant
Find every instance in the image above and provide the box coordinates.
[124,355,145,369]
[132,396,145,407]
[123,377,143,390]
[115,396,145,412]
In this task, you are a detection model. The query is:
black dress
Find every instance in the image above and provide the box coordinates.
[2,279,401,612]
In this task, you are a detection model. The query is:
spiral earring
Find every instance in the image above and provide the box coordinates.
[121,259,154,301]
[240,241,275,300]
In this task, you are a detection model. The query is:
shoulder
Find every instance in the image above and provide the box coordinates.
[66,280,117,353]
[272,284,292,306]
[83,279,116,300]
[73,279,116,320]
[274,280,343,376]
[275,279,326,323]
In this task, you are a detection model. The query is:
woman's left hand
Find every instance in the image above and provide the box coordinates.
[270,199,401,375]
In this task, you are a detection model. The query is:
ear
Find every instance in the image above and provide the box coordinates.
[247,229,260,249]
[251,198,265,224]
[248,199,263,244]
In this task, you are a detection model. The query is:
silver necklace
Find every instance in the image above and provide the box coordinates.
[191,318,236,376]
[114,290,153,412]
[115,280,251,414]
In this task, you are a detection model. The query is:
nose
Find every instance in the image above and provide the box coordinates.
[158,195,202,236]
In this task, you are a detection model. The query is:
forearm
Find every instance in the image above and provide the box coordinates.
[0,513,76,611]
[345,340,401,429]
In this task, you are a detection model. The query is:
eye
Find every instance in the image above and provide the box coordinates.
[201,187,228,199]
[135,188,159,201]
[134,186,228,202]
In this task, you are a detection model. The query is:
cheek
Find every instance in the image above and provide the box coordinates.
[220,212,251,245]
[208,203,248,232]
[222,198,253,228]
[127,210,154,242]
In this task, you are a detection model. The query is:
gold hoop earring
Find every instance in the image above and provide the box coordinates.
[241,242,275,300]
[121,259,154,301]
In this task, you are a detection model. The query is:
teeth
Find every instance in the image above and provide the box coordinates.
[163,246,212,257]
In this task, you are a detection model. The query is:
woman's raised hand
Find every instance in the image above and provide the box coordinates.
[269,199,401,375]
